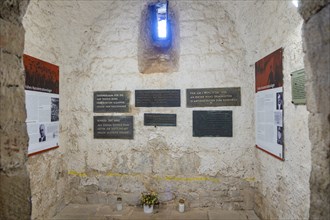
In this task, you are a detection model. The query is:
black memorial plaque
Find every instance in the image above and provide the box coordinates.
[144,113,177,126]
[193,111,232,137]
[135,90,181,107]
[94,116,133,139]
[187,87,241,107]
[94,91,130,113]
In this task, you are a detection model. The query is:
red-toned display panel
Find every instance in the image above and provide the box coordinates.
[23,54,60,156]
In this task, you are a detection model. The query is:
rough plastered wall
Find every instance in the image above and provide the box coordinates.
[23,1,68,219]
[22,0,114,219]
[63,0,256,210]
[0,0,31,219]
[233,1,311,219]
[299,1,330,219]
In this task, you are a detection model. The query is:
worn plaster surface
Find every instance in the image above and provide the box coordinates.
[232,1,311,219]
[0,0,31,219]
[300,1,330,219]
[22,0,110,218]
[22,1,313,220]
[64,0,255,211]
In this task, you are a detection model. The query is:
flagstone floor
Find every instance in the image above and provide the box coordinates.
[52,203,260,220]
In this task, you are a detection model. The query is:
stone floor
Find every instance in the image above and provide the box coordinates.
[52,204,260,220]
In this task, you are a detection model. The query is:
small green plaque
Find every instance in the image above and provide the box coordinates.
[291,69,306,105]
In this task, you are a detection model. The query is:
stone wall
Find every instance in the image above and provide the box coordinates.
[22,1,318,219]
[299,1,330,219]
[22,0,115,218]
[232,1,311,219]
[63,0,256,210]
[0,0,31,219]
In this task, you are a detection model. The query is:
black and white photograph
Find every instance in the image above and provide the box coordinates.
[277,126,283,145]
[39,124,46,142]
[276,92,283,110]
[51,97,59,122]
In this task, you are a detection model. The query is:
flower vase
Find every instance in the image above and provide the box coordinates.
[143,204,153,214]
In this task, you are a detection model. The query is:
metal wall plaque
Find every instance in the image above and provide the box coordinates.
[291,69,306,105]
[94,91,130,112]
[94,116,133,139]
[186,87,241,107]
[144,113,177,126]
[193,111,232,137]
[135,90,181,107]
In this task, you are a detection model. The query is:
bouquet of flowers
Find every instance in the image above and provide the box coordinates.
[140,191,159,207]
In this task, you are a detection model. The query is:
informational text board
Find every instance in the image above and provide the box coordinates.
[24,54,59,155]
[255,48,284,160]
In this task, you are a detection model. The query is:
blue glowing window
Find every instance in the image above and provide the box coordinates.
[156,4,167,38]
[149,1,171,48]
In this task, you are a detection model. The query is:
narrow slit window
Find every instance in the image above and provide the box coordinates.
[149,1,171,48]
[157,4,167,39]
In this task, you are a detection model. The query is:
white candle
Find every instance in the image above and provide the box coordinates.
[117,197,123,211]
[179,202,185,212]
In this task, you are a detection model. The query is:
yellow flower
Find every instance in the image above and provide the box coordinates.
[141,191,159,206]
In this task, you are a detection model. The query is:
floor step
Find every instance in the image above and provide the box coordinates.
[52,204,260,220]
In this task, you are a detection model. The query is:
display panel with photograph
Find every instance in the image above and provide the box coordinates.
[23,54,60,155]
[255,48,284,160]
